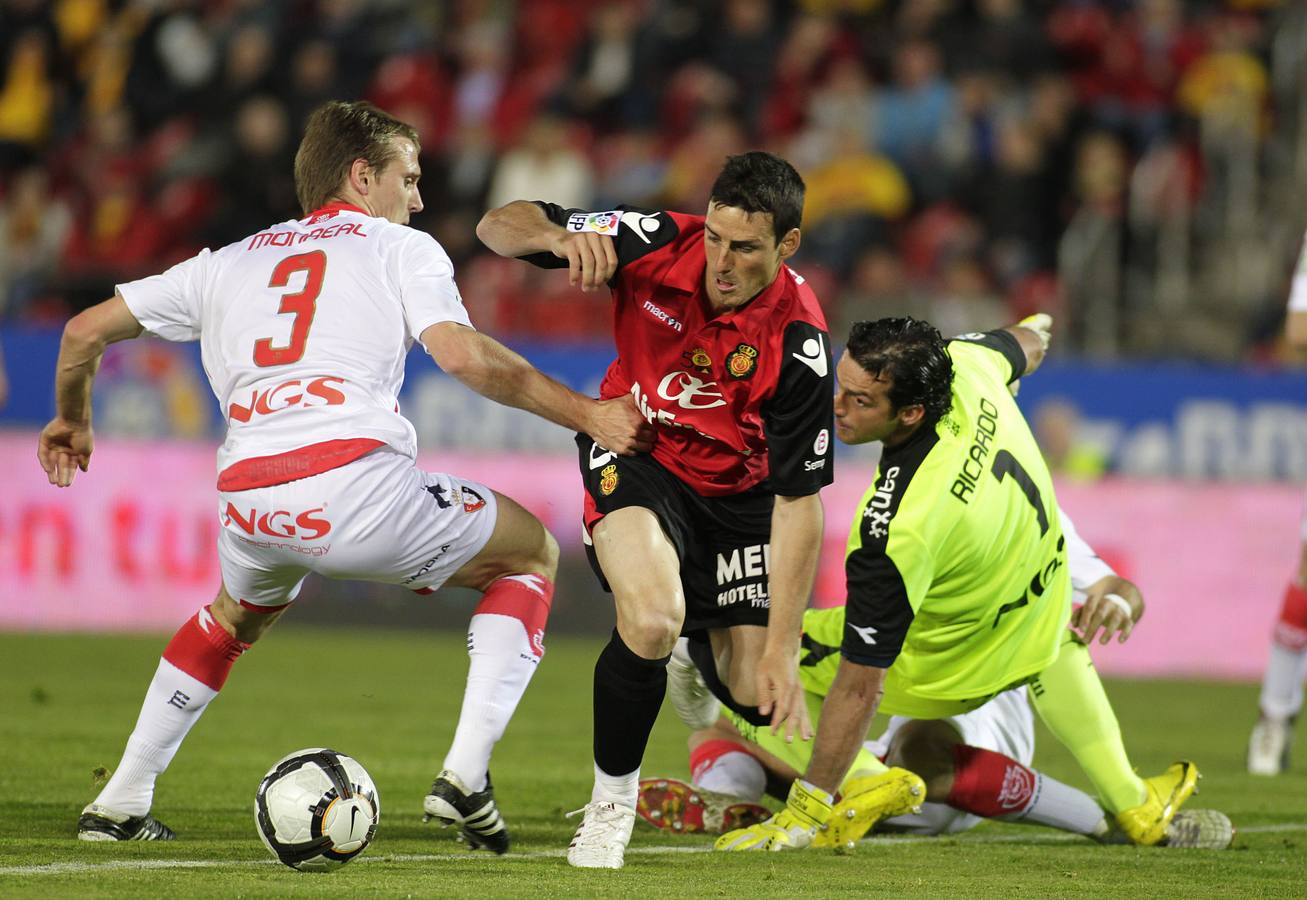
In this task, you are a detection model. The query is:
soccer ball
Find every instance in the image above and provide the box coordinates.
[255,748,380,872]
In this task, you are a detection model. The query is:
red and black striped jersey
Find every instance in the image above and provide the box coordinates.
[522,204,834,498]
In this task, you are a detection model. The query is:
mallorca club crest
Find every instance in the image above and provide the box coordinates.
[683,347,713,372]
[599,464,619,496]
[726,343,759,379]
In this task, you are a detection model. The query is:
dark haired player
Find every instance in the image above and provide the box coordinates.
[478,152,834,867]
[718,316,1200,852]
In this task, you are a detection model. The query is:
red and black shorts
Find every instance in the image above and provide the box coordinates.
[576,434,774,635]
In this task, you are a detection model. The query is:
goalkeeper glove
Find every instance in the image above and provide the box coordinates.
[714,779,833,852]
[1017,313,1053,352]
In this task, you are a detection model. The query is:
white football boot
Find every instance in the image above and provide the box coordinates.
[666,638,720,731]
[566,801,636,868]
[1247,716,1294,776]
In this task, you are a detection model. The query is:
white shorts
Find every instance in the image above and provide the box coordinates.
[216,448,498,609]
[866,686,1035,835]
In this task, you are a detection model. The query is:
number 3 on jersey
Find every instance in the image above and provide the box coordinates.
[253,250,326,367]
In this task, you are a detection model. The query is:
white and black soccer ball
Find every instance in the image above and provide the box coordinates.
[255,748,380,872]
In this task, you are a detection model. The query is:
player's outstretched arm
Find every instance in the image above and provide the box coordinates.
[476,200,616,292]
[421,321,654,454]
[1004,313,1052,377]
[38,294,144,486]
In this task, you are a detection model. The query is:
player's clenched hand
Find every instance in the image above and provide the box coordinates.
[715,780,832,852]
[550,231,617,292]
[38,417,94,487]
[755,647,813,742]
[1071,575,1143,645]
[585,396,655,455]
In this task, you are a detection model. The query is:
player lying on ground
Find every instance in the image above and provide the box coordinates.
[478,152,832,867]
[695,316,1203,851]
[40,101,651,851]
[640,516,1230,849]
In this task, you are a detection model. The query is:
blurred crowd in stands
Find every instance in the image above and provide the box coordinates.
[0,0,1300,360]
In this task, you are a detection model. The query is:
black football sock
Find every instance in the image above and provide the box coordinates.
[592,629,670,782]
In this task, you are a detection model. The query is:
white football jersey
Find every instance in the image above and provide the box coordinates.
[118,205,472,478]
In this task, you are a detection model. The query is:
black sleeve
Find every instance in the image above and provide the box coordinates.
[517,203,681,275]
[762,320,835,496]
[947,329,1027,383]
[842,537,915,668]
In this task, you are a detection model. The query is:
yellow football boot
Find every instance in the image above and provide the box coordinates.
[813,767,927,849]
[1114,761,1199,846]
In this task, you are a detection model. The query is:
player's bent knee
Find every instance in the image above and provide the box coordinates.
[888,720,960,791]
[617,607,682,658]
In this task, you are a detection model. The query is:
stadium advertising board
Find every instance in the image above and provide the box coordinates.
[0,433,1298,680]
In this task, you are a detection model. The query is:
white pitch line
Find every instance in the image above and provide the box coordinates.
[4,823,1305,876]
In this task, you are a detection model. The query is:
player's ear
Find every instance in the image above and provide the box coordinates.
[898,403,925,428]
[778,227,800,260]
[348,157,372,194]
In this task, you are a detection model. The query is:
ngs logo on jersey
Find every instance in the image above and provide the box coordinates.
[223,502,332,555]
[228,376,347,424]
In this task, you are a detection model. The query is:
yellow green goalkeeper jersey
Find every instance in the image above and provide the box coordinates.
[836,331,1071,719]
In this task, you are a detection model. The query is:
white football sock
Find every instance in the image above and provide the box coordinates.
[1259,641,1307,720]
[1000,771,1109,836]
[692,748,767,801]
[591,762,639,809]
[94,659,218,816]
[441,612,542,792]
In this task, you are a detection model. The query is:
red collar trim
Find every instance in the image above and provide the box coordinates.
[302,201,369,223]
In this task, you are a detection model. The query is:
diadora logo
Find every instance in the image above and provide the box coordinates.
[223,502,332,540]
[228,376,346,423]
[656,371,727,410]
[850,624,878,645]
[792,333,828,378]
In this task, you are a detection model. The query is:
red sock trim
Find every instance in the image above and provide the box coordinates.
[690,739,754,783]
[474,574,553,658]
[161,605,250,691]
[946,744,1038,818]
[1274,582,1307,650]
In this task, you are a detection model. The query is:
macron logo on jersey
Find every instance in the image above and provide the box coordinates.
[792,333,828,378]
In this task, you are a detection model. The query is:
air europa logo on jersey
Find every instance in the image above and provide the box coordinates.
[228,376,346,423]
[656,371,727,410]
[223,503,331,540]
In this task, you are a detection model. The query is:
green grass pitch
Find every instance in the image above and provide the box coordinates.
[2,628,1305,898]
